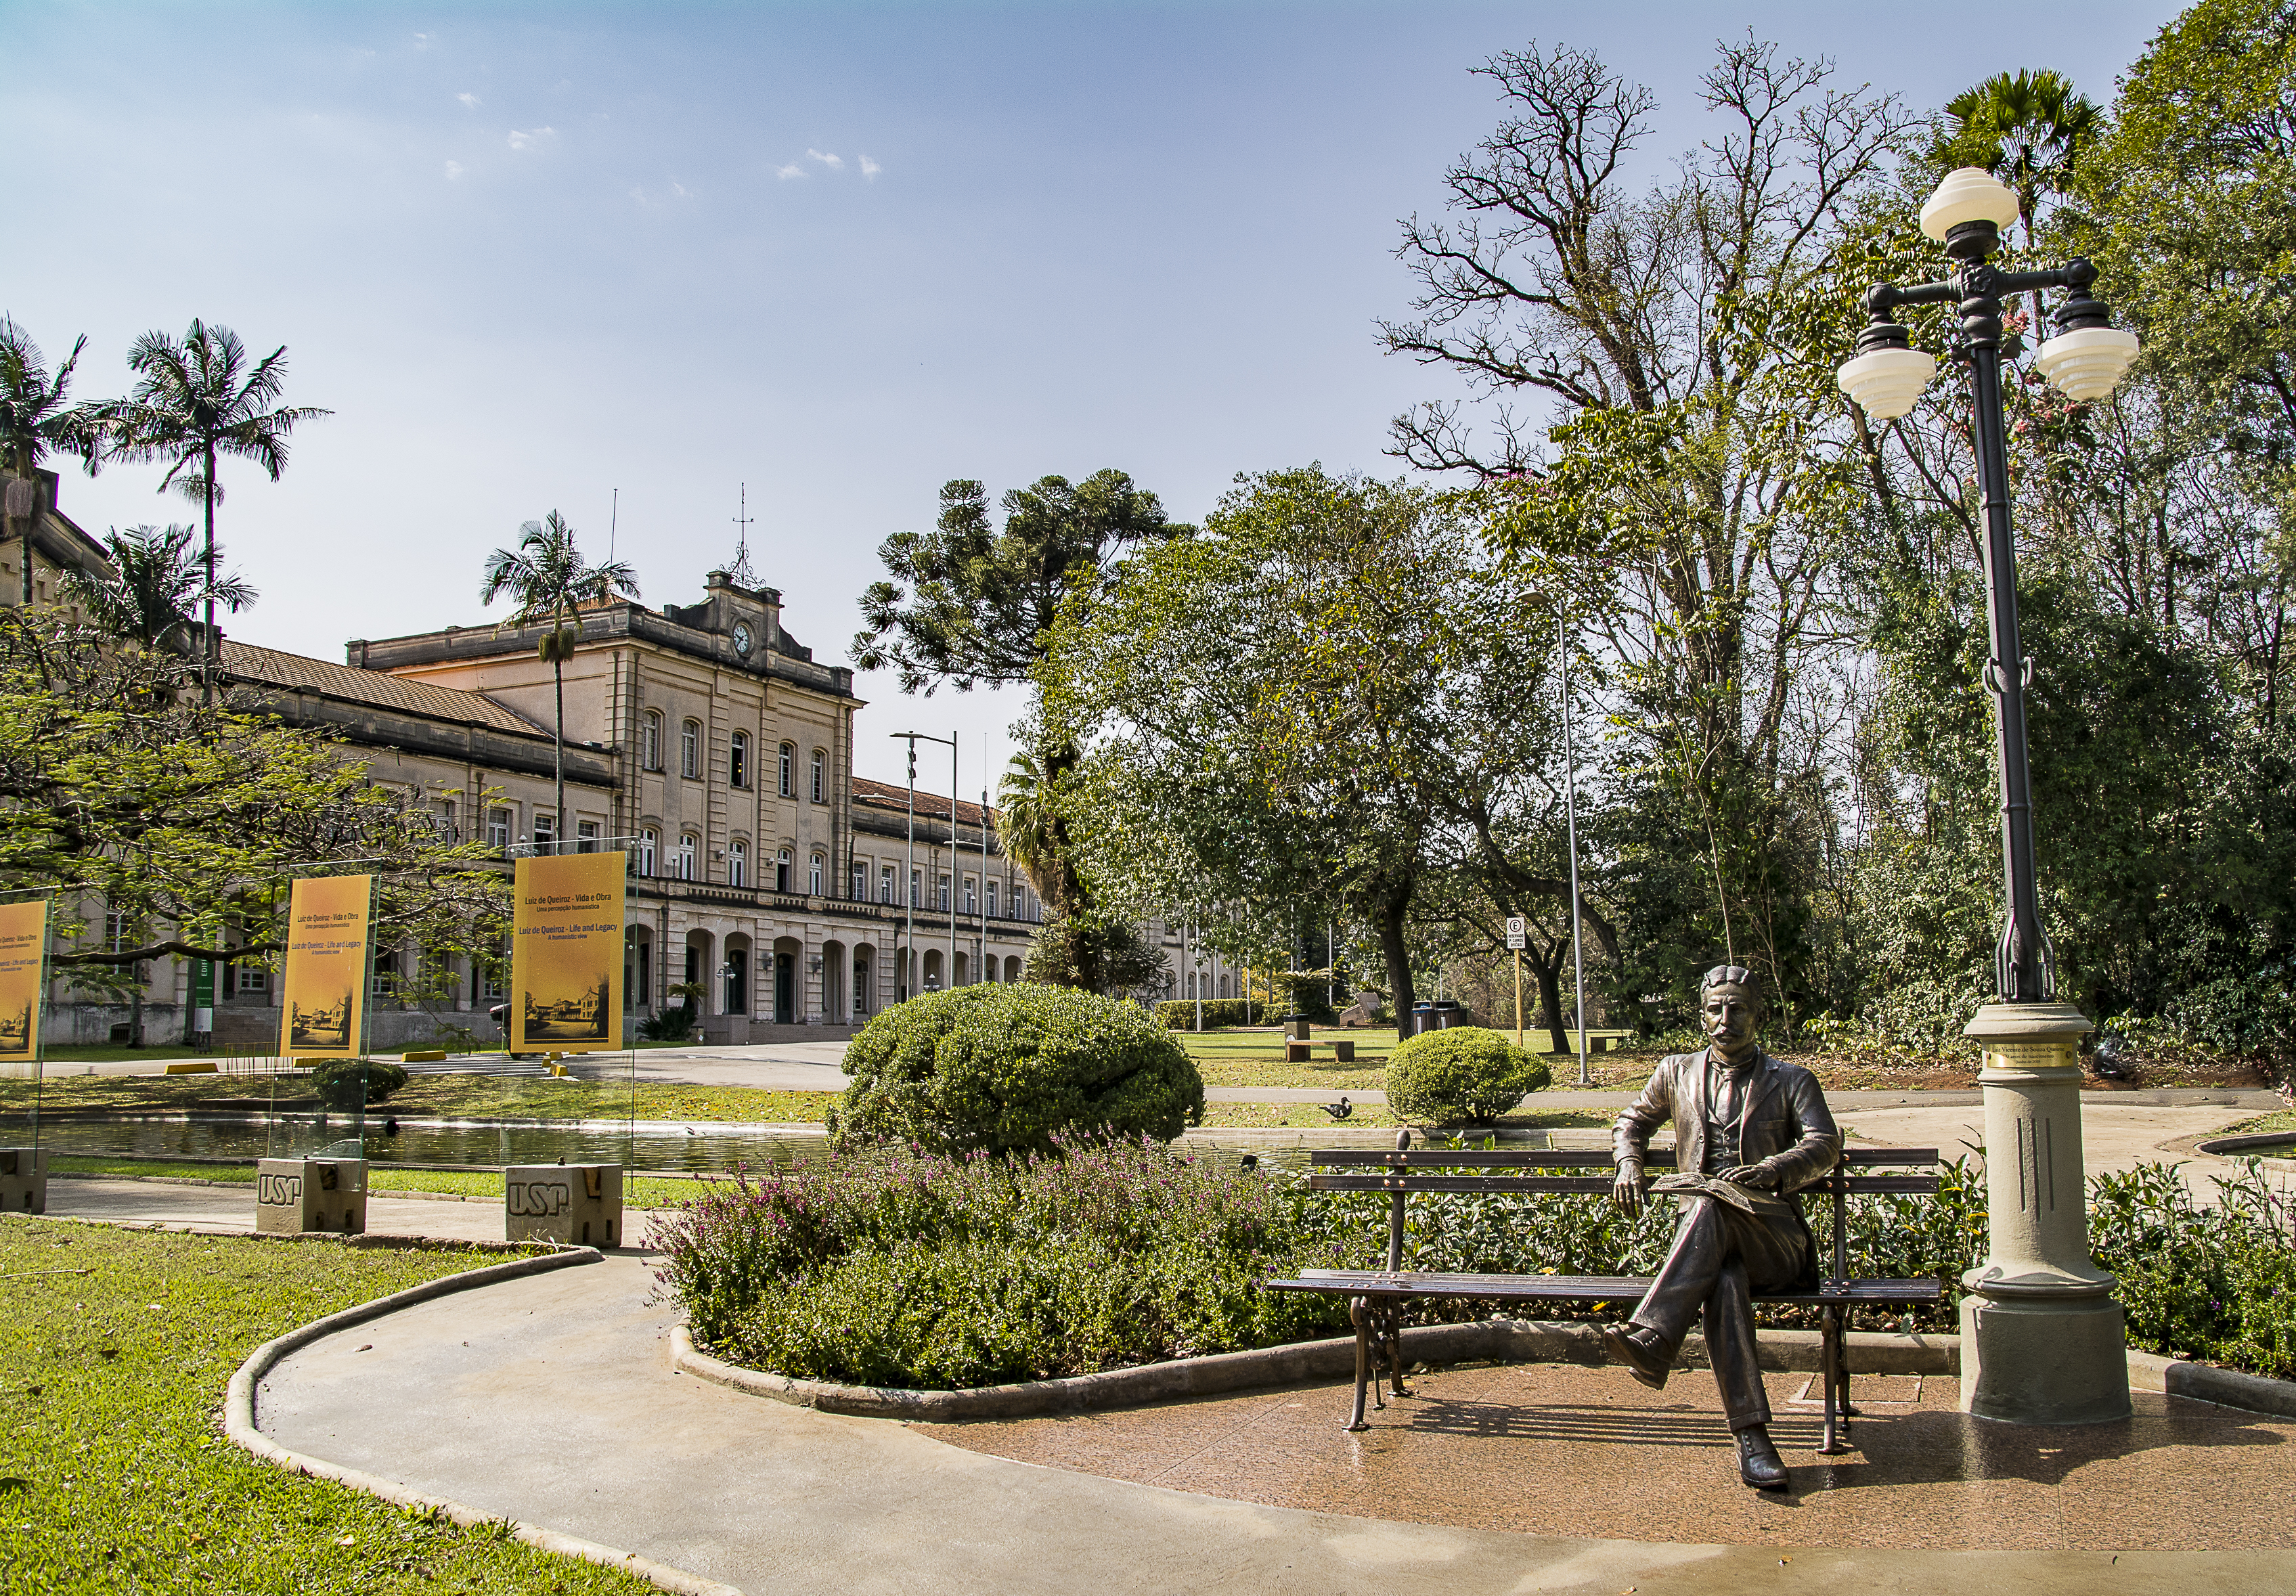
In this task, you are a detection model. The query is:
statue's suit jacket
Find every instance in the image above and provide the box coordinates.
[1611,1048,1842,1194]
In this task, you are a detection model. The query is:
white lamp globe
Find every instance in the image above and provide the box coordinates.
[1838,345,1937,421]
[1920,168,2021,243]
[2033,325,2141,402]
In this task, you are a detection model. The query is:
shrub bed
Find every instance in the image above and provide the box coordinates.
[658,1140,2296,1390]
[1383,1026,1549,1124]
[836,983,1204,1156]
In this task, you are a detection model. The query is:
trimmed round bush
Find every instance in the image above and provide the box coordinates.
[834,983,1207,1156]
[310,1058,409,1111]
[1383,1026,1549,1124]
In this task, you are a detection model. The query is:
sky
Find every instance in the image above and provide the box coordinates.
[5,0,2180,793]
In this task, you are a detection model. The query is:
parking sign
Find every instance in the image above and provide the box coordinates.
[1505,916,1526,950]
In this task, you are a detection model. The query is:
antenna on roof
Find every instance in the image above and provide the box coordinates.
[727,482,757,588]
[608,487,619,564]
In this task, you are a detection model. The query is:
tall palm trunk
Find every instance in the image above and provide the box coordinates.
[201,437,217,703]
[552,647,566,851]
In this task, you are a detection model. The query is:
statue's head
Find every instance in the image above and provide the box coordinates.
[1699,965,1765,1062]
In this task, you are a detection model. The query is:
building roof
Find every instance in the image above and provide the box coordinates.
[223,641,552,740]
[852,776,998,830]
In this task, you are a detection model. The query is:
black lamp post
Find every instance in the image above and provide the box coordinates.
[1838,168,2139,1004]
[1838,168,2142,1426]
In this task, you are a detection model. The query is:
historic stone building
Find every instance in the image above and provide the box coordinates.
[357,569,1043,1040]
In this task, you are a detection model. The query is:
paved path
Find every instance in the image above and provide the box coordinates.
[244,1247,2284,1595]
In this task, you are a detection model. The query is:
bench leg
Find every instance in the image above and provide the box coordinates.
[1379,1304,1413,1399]
[1817,1305,1849,1456]
[1347,1298,1372,1432]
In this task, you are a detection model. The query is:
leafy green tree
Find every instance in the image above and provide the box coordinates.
[0,608,508,979]
[1384,38,1905,1015]
[0,317,106,606]
[64,523,256,652]
[98,320,329,699]
[1045,466,1578,1036]
[479,510,640,843]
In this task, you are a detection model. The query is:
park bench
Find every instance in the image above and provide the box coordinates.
[1266,1133,1944,1453]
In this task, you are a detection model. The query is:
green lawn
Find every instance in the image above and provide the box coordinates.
[1194,1101,1616,1131]
[2225,1109,2295,1139]
[1,1071,838,1124]
[47,1156,723,1207]
[0,1217,657,1594]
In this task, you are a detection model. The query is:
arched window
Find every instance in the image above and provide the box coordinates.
[778,742,795,797]
[642,711,663,771]
[776,847,792,893]
[727,839,747,887]
[809,854,823,895]
[810,749,826,803]
[729,730,749,789]
[637,827,657,877]
[680,720,701,780]
[676,833,698,881]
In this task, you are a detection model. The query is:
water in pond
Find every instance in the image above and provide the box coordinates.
[29,1114,1358,1176]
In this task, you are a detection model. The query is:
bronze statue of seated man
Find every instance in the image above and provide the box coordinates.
[1603,965,1841,1491]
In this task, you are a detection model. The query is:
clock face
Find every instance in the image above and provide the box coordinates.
[732,621,753,657]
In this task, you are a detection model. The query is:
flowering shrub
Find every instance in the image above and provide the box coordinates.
[834,983,1205,1157]
[655,1136,1350,1388]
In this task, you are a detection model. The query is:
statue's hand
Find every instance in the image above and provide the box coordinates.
[1611,1163,1646,1216]
[1718,1163,1777,1190]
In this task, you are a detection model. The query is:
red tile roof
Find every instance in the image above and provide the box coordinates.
[852,776,998,828]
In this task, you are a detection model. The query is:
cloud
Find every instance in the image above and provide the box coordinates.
[860,154,881,179]
[774,162,805,180]
[445,159,464,180]
[458,92,479,108]
[671,181,690,198]
[806,148,843,171]
[413,32,431,49]
[508,127,555,150]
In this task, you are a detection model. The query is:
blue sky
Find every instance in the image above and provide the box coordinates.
[5,1,2177,790]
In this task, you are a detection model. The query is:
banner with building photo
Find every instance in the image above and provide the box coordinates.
[278,874,374,1057]
[0,899,49,1062]
[510,851,625,1054]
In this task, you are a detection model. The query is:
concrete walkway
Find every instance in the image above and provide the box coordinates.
[243,1248,2282,1594]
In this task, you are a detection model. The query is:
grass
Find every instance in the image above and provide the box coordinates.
[45,1156,726,1207]
[0,1217,657,1594]
[0,1071,839,1124]
[2224,1109,2295,1140]
[1169,1025,1658,1091]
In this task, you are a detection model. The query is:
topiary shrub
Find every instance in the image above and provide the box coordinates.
[835,983,1206,1156]
[1383,1026,1549,1124]
[309,1058,410,1111]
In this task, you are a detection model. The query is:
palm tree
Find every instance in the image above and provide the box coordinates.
[479,511,640,847]
[0,317,106,607]
[996,749,1063,910]
[1933,70,2102,335]
[64,523,257,652]
[100,320,329,699]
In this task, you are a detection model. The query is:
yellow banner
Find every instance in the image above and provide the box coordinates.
[279,875,373,1057]
[0,899,48,1062]
[510,851,625,1054]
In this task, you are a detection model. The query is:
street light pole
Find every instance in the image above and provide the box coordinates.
[893,731,959,993]
[1840,167,2141,1429]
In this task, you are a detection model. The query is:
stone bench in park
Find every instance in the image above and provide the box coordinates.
[255,1158,368,1235]
[505,1163,623,1249]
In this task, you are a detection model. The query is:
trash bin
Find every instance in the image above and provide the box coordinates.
[1407,1002,1467,1036]
[505,1163,623,1248]
[0,1148,45,1214]
[255,1158,367,1235]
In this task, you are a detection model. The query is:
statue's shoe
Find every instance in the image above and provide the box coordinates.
[1735,1424,1789,1490]
[1599,1323,1671,1391]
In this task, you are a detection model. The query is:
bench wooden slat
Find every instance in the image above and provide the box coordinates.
[1307,1174,1940,1195]
[1268,1269,1945,1305]
[1307,1147,1940,1169]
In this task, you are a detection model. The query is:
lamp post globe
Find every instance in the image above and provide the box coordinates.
[1844,165,2143,1429]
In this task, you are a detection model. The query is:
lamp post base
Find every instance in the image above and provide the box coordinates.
[1958,1000,2132,1425]
[1958,1280,2131,1425]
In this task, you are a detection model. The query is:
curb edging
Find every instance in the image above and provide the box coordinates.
[669,1318,1960,1423]
[225,1245,741,1596]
